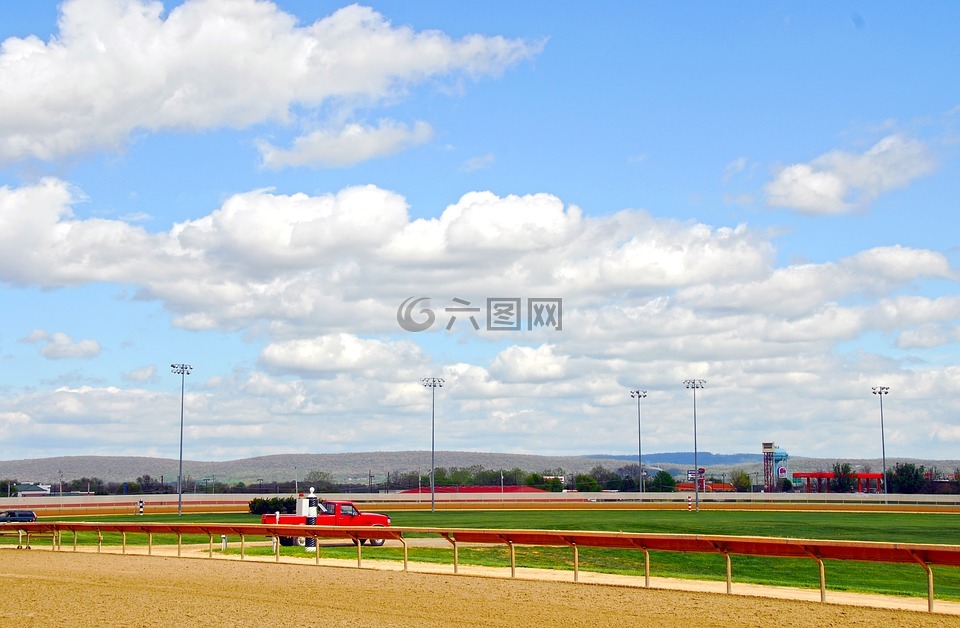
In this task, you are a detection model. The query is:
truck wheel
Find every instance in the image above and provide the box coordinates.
[279,537,294,547]
[369,525,386,547]
[296,537,306,547]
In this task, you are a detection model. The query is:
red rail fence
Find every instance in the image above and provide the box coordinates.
[4,522,960,613]
[6,491,960,517]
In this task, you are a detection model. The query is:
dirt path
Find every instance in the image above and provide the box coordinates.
[3,544,960,627]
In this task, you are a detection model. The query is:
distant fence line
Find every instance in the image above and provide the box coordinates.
[3,491,960,516]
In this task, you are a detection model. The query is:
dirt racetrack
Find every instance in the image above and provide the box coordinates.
[3,548,960,628]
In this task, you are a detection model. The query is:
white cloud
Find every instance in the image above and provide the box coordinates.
[123,365,157,382]
[3,179,955,348]
[461,153,495,172]
[432,191,583,253]
[118,212,152,223]
[0,178,958,459]
[0,0,542,163]
[844,245,955,283]
[259,120,434,169]
[676,246,955,319]
[172,184,411,273]
[723,156,748,182]
[0,411,30,428]
[18,328,100,360]
[2,4,958,464]
[2,346,960,461]
[42,333,101,360]
[259,333,427,379]
[18,329,50,344]
[0,178,160,287]
[490,344,569,382]
[765,135,936,214]
[898,324,960,349]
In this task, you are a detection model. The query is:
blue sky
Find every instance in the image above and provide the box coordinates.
[0,1,958,465]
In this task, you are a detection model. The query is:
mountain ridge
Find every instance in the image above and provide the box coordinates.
[2,451,956,485]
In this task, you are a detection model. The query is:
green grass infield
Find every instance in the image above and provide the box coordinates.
[5,508,958,600]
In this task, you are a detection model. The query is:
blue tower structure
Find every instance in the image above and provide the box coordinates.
[773,446,789,489]
[763,442,790,492]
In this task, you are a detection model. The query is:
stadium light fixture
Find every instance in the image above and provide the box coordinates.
[630,390,647,494]
[171,363,193,516]
[421,377,444,512]
[872,386,890,495]
[683,379,706,512]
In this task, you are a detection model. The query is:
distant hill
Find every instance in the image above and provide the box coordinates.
[590,452,763,466]
[0,451,635,485]
[2,451,955,486]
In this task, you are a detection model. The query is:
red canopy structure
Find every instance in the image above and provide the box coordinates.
[792,471,883,493]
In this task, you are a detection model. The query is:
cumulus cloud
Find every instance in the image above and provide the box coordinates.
[0,178,158,286]
[898,324,960,349]
[0,0,542,164]
[19,329,101,359]
[259,120,434,169]
[2,178,955,348]
[42,334,101,360]
[0,177,958,459]
[765,135,936,214]
[0,411,30,428]
[172,183,411,274]
[18,329,50,344]
[259,333,427,379]
[490,344,569,382]
[123,365,157,382]
[433,191,583,253]
[676,246,955,319]
[2,4,958,463]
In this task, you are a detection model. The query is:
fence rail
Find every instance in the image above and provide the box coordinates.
[5,521,959,613]
[5,491,960,517]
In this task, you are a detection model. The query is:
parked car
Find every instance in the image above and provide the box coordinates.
[0,510,37,523]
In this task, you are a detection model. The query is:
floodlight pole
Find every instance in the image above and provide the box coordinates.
[872,386,890,494]
[630,390,647,494]
[171,363,193,516]
[683,379,706,512]
[421,377,444,512]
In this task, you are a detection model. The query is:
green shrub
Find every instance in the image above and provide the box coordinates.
[248,496,296,515]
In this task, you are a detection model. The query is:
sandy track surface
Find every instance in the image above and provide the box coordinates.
[3,543,960,627]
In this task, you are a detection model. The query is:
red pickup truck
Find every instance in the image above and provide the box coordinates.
[262,500,391,546]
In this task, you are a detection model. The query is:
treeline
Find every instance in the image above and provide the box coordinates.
[6,462,957,497]
[383,464,680,493]
[0,475,291,496]
[250,464,678,496]
[1,464,665,496]
[826,462,960,494]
